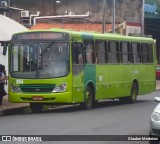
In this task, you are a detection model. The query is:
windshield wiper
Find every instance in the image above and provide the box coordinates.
[40,41,55,56]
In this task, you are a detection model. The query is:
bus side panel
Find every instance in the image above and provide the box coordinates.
[96,65,110,100]
[134,64,156,95]
[108,65,126,98]
[120,64,133,97]
[72,71,85,103]
[84,64,96,96]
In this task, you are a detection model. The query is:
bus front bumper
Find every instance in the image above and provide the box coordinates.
[8,91,73,104]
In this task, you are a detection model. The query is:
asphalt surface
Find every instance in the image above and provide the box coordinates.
[0,91,159,144]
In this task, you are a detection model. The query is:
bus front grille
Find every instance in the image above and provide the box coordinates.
[20,84,55,92]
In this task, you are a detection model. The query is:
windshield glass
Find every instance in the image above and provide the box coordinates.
[10,41,69,78]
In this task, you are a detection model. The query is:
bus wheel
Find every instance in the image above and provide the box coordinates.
[30,103,43,113]
[93,100,98,107]
[128,83,137,103]
[83,86,93,110]
[119,83,137,103]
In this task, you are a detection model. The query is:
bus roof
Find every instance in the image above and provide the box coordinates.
[12,28,154,43]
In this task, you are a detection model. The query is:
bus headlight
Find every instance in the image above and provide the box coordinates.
[11,84,21,92]
[52,83,67,93]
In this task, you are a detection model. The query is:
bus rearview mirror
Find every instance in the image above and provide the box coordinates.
[0,41,9,56]
[3,43,7,55]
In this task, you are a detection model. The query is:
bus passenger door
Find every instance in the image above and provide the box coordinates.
[72,40,85,103]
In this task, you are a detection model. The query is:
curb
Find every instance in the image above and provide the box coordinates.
[0,106,30,116]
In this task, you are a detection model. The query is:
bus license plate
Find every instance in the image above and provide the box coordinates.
[32,96,43,101]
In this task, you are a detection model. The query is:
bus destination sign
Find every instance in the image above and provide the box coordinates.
[12,32,67,41]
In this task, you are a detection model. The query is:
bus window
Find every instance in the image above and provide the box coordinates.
[95,40,108,64]
[72,42,83,64]
[84,40,95,64]
[131,42,141,64]
[108,41,119,64]
[12,43,37,72]
[11,42,69,78]
[24,44,37,71]
[141,43,148,64]
[12,44,19,72]
[148,44,154,63]
[120,42,131,64]
[72,42,84,75]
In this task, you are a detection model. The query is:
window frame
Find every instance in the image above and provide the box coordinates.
[95,40,108,64]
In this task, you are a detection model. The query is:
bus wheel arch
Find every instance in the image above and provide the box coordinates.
[87,82,95,100]
[82,82,95,110]
[119,80,138,103]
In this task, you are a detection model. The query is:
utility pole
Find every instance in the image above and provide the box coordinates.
[112,0,116,33]
[102,0,106,33]
[141,0,145,34]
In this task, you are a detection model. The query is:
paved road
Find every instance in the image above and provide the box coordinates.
[0,91,159,144]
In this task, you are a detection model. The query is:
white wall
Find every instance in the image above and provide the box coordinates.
[0,46,8,75]
[0,45,8,92]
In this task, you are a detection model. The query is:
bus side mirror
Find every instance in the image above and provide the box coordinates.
[1,41,9,56]
[3,43,8,55]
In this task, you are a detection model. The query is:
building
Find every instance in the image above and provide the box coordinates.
[4,0,157,59]
[0,0,143,28]
[144,0,160,63]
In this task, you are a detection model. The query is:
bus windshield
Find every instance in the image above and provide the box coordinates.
[10,41,69,78]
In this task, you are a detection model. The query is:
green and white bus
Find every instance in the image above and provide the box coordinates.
[8,29,156,112]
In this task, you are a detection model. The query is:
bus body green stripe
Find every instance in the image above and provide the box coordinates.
[84,65,96,88]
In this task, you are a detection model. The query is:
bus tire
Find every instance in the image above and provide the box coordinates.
[128,83,137,103]
[30,103,43,113]
[81,86,93,110]
[93,100,98,106]
[119,83,137,103]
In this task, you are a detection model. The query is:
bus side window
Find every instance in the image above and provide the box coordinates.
[95,40,108,64]
[148,44,153,63]
[72,42,84,64]
[84,40,95,64]
[141,43,148,64]
[108,41,119,64]
[120,42,130,64]
[72,42,84,75]
[131,42,141,64]
[138,43,142,63]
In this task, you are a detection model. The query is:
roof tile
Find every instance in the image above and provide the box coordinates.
[30,23,113,32]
